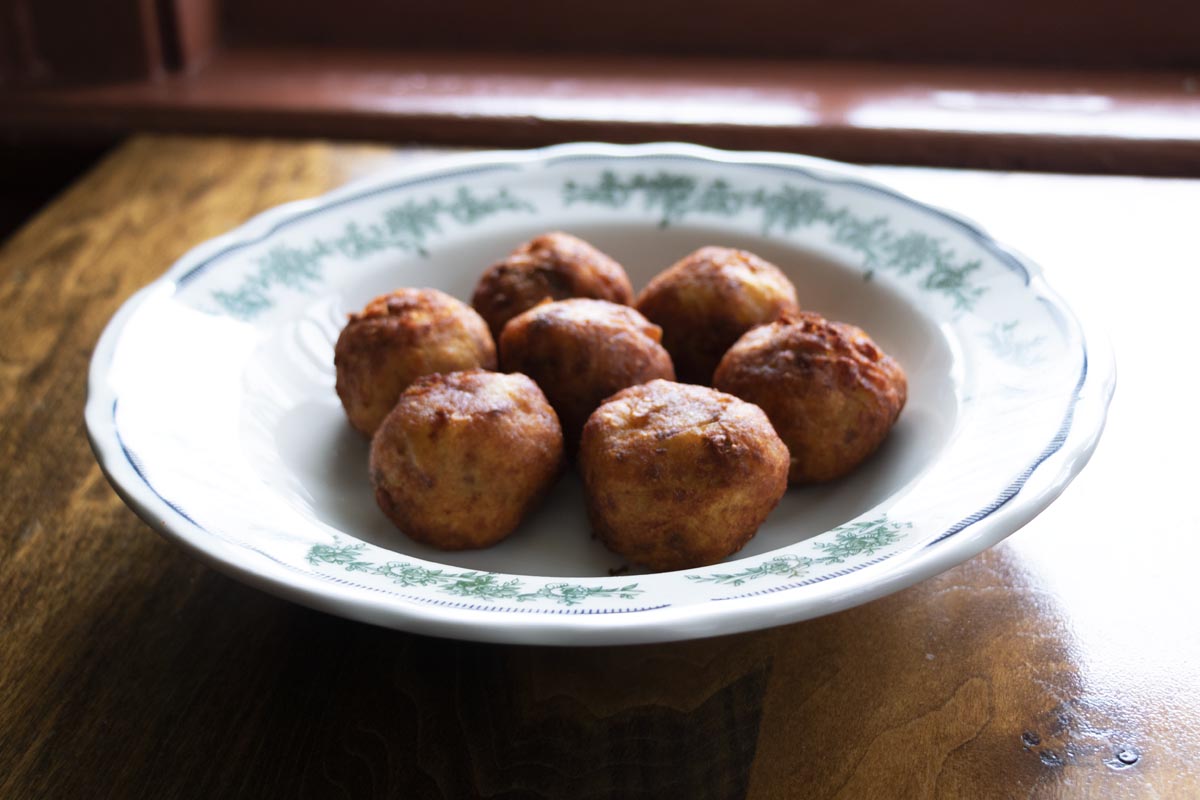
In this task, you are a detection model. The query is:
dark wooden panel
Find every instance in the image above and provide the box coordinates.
[224,0,1200,69]
[0,1,41,84]
[0,0,164,84]
[159,0,218,72]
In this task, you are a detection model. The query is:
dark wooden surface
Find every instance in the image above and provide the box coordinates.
[1,135,1196,799]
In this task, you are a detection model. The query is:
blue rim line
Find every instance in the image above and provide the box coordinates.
[109,148,1089,616]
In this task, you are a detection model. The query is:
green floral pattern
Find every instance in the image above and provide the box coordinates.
[686,554,814,586]
[212,187,535,319]
[811,518,910,564]
[311,518,909,599]
[686,517,910,585]
[306,541,643,606]
[563,171,985,309]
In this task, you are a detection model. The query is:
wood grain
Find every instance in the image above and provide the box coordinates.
[0,135,1196,798]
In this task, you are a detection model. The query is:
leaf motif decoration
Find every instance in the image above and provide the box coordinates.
[306,540,644,607]
[564,170,986,309]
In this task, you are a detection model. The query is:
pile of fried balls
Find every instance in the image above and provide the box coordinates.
[335,232,907,572]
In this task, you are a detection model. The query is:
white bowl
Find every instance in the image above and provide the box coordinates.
[85,143,1115,645]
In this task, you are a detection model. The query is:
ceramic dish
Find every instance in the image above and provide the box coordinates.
[85,143,1114,645]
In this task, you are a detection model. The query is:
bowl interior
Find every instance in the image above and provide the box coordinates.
[250,221,960,577]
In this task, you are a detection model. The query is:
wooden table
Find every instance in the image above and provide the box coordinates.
[2,135,1196,798]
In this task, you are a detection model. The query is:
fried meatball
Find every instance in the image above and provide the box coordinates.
[370,370,564,549]
[499,298,675,451]
[472,232,635,338]
[334,288,496,436]
[713,314,907,484]
[579,380,789,571]
[635,247,800,384]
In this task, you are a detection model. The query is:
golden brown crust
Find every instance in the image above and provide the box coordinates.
[334,288,497,437]
[369,370,564,550]
[471,232,635,338]
[634,247,800,385]
[499,298,675,452]
[579,380,789,572]
[713,313,907,484]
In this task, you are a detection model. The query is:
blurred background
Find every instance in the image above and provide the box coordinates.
[3,0,1199,236]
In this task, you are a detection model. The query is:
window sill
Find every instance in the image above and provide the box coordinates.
[4,46,1200,175]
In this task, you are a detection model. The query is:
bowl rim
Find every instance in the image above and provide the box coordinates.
[85,141,1117,645]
